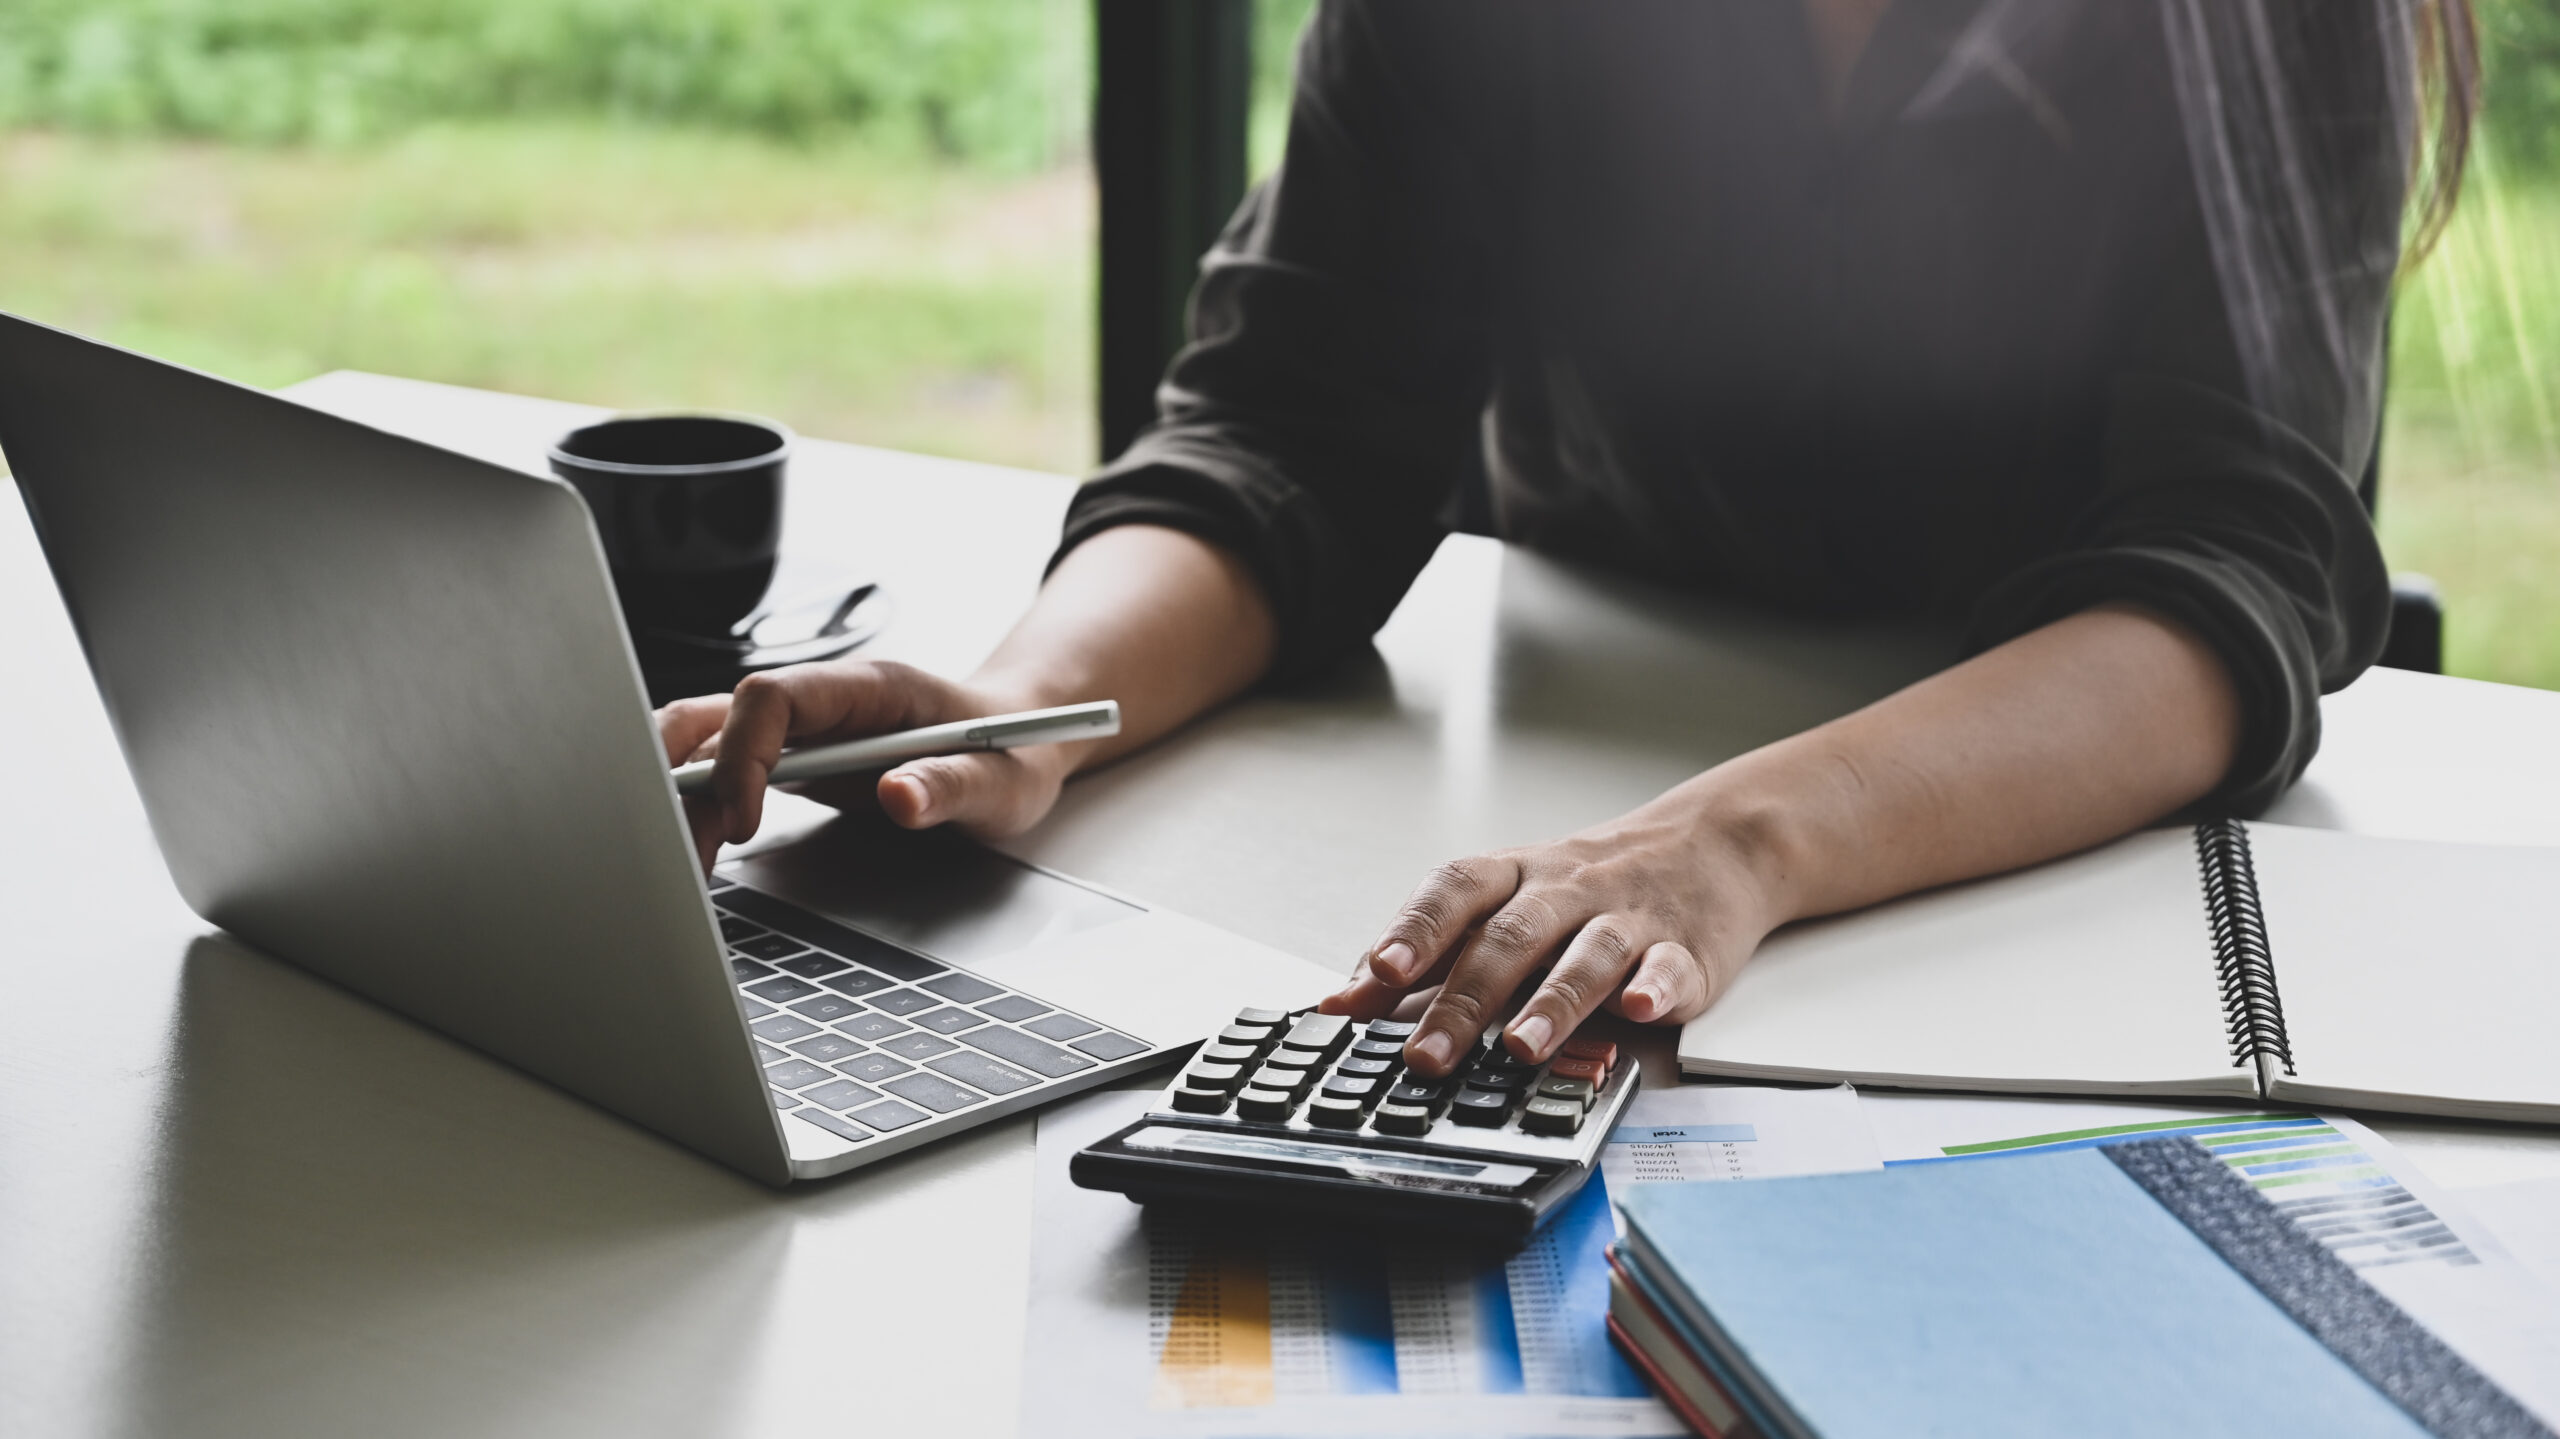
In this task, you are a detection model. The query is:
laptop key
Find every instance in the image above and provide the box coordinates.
[927,1050,1041,1096]
[882,1073,985,1114]
[958,1025,1096,1078]
[834,1013,911,1043]
[976,994,1050,1022]
[719,915,763,942]
[741,997,775,1018]
[877,1032,958,1061]
[789,1032,866,1064]
[707,875,738,893]
[802,1079,882,1110]
[736,933,810,962]
[790,1108,870,1144]
[752,1015,822,1043]
[744,975,822,1004]
[1023,1012,1101,1042]
[756,1042,787,1064]
[776,953,849,979]
[819,967,895,998]
[1073,1032,1149,1062]
[788,993,866,1024]
[1235,1007,1292,1027]
[729,957,776,984]
[848,1099,930,1132]
[913,1006,987,1036]
[836,1053,914,1084]
[919,972,1003,1005]
[763,1059,834,1090]
[865,989,939,1017]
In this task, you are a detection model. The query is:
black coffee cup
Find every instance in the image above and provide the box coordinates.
[549,413,790,638]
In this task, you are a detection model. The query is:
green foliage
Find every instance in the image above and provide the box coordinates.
[0,0,1087,164]
[2479,0,2560,172]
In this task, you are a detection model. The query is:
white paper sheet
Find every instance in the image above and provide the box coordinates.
[1020,1084,1879,1439]
[1858,1092,2560,1427]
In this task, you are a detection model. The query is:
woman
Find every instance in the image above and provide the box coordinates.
[663,0,2477,1080]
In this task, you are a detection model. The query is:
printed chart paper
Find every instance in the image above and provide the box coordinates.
[1859,1092,2560,1428]
[1022,1083,1877,1438]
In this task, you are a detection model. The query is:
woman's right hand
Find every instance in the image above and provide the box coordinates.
[655,659,1076,871]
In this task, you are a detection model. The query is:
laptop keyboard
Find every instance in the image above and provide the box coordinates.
[708,875,1151,1150]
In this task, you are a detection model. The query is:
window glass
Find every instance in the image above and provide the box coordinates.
[0,0,1094,472]
[2382,0,2560,688]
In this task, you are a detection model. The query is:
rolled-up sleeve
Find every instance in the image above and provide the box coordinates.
[1967,215,2391,815]
[1055,0,1499,684]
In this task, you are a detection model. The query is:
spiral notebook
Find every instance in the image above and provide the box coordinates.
[1677,821,2560,1123]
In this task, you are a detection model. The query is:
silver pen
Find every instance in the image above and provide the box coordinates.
[670,700,1121,796]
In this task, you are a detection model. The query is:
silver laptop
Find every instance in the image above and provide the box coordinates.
[0,311,1338,1184]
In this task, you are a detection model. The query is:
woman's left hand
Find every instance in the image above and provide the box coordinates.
[1319,790,1794,1078]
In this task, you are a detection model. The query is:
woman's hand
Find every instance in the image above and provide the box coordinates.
[1321,791,1794,1077]
[656,660,1077,871]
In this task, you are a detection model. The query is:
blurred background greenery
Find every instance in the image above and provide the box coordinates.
[0,0,2553,685]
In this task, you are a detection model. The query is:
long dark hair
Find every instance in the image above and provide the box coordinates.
[2411,0,2482,260]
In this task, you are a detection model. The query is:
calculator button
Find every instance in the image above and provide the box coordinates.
[1559,1037,1618,1068]
[1282,1014,1352,1055]
[1536,1075,1597,1106]
[1461,1068,1531,1093]
[1449,1089,1515,1126]
[1320,1073,1383,1104]
[1182,1061,1247,1092]
[1387,1080,1450,1109]
[1364,1019,1419,1040]
[1521,1096,1588,1136]
[1217,1024,1278,1048]
[1264,1046,1323,1072]
[1347,1038,1406,1063]
[1251,1064,1314,1094]
[1370,1102,1433,1136]
[1306,1095,1366,1128]
[1234,1086,1296,1121]
[1171,1086,1232,1115]
[1234,1007,1292,1027]
[1546,1057,1607,1084]
[1199,1042,1261,1067]
[1336,1056,1397,1078]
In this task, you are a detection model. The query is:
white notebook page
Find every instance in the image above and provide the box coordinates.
[2250,824,2560,1122]
[1678,827,2247,1095]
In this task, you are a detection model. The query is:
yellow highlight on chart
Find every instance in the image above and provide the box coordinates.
[1152,1248,1275,1409]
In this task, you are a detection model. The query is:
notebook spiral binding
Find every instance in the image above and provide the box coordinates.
[2194,819,2296,1076]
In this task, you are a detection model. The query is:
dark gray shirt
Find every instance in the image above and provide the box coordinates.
[1060,0,2393,814]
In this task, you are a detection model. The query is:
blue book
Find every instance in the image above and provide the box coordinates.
[1614,1138,2545,1439]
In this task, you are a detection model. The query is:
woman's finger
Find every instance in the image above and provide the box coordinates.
[1320,938,1460,1021]
[1616,940,1712,1023]
[1407,890,1574,1075]
[1503,914,1643,1061]
[1363,855,1522,988]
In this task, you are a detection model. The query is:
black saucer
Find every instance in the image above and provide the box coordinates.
[633,562,892,707]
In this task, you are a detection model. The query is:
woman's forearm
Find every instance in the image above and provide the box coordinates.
[969,523,1278,776]
[1700,602,2243,930]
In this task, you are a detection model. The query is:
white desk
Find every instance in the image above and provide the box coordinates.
[4,372,2555,1438]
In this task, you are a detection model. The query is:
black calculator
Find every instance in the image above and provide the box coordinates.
[1070,1005,1639,1240]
